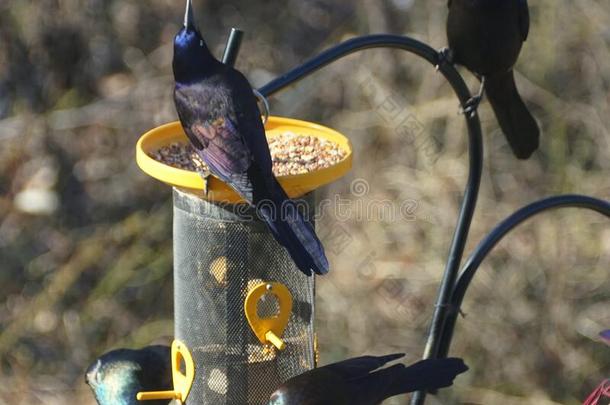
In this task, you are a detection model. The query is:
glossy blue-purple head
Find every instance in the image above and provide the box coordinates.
[173,0,219,83]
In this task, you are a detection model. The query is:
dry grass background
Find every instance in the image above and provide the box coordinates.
[0,0,609,404]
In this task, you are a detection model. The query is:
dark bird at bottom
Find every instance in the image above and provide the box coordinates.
[445,0,540,159]
[172,0,329,277]
[85,345,172,405]
[268,353,468,405]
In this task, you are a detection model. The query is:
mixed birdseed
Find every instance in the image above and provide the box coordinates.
[148,142,207,172]
[148,131,347,176]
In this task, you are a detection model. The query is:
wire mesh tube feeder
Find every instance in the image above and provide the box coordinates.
[136,115,352,404]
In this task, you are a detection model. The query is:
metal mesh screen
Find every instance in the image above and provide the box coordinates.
[173,188,316,405]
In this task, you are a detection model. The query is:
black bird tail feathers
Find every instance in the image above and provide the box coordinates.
[256,176,329,276]
[485,69,540,159]
[353,358,468,404]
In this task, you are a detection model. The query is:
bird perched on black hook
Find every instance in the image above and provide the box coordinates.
[443,0,540,159]
[267,353,468,405]
[85,345,172,405]
[172,0,329,277]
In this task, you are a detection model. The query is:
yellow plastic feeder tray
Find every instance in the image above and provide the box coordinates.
[135,116,351,404]
[136,116,352,203]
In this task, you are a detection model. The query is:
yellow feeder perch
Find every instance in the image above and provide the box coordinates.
[137,340,195,404]
[244,282,294,352]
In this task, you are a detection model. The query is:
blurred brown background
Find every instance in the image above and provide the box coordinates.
[0,0,609,404]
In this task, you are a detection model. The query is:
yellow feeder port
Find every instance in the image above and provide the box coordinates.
[244,282,294,351]
[136,116,353,203]
[137,340,195,404]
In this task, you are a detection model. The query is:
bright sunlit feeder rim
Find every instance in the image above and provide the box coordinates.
[136,116,353,203]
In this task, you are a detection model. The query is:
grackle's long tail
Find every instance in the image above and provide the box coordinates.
[255,177,329,276]
[354,358,468,404]
[486,69,540,159]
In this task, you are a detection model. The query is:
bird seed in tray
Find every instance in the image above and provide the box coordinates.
[148,131,347,176]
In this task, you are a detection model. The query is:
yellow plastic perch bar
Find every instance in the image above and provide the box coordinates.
[137,340,195,404]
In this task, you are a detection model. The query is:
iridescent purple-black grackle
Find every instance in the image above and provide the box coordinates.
[85,345,172,405]
[445,0,540,159]
[268,353,468,405]
[172,0,328,276]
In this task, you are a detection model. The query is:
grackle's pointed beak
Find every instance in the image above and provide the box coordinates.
[184,0,195,29]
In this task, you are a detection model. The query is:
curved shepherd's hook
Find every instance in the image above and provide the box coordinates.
[257,34,483,405]
[241,33,610,405]
[436,195,610,360]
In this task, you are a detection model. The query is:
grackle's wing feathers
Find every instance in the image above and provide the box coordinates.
[224,68,274,176]
[174,81,255,200]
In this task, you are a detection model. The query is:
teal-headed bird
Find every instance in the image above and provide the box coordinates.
[85,345,171,405]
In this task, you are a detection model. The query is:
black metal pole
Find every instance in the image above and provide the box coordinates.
[256,34,484,405]
[436,195,610,359]
[222,28,244,66]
